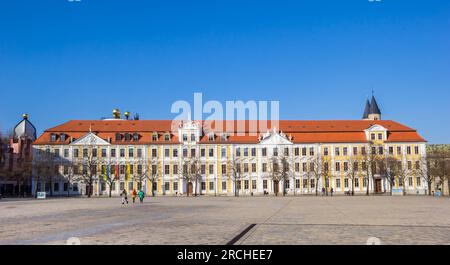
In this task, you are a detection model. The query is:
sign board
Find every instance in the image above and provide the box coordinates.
[37,192,46,199]
[392,188,403,196]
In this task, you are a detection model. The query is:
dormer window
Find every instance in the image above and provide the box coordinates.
[50,134,57,142]
[378,133,383,140]
[133,133,139,142]
[221,134,227,142]
[371,133,376,140]
[164,134,171,141]
[208,133,215,142]
[124,133,131,141]
[60,134,66,142]
[115,133,122,141]
[152,133,158,141]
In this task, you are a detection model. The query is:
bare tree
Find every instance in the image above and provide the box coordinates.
[426,145,450,196]
[134,157,150,193]
[346,154,363,196]
[307,153,324,196]
[78,147,99,198]
[230,157,243,197]
[267,156,282,196]
[180,157,202,196]
[361,142,379,196]
[32,148,55,197]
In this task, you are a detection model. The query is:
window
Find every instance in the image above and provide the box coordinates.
[244,163,249,173]
[344,162,349,172]
[336,179,341,189]
[251,148,256,157]
[408,177,413,187]
[201,182,206,190]
[165,149,170,157]
[137,165,142,175]
[295,148,299,156]
[309,147,314,156]
[415,161,420,170]
[363,178,367,188]
[389,146,394,155]
[201,148,205,157]
[236,148,241,156]
[182,134,188,142]
[133,133,139,142]
[263,180,268,190]
[152,133,158,141]
[284,180,289,189]
[284,148,289,156]
[378,146,384,155]
[397,146,402,155]
[324,147,329,156]
[302,147,307,156]
[73,183,79,192]
[273,148,278,156]
[92,148,97,157]
[303,179,307,189]
[128,148,133,158]
[335,147,340,156]
[244,180,249,190]
[361,147,366,155]
[201,165,206,174]
[222,181,227,191]
[295,179,300,189]
[208,133,214,141]
[302,162,307,172]
[191,148,196,157]
[120,149,125,157]
[191,134,196,142]
[236,181,241,190]
[53,148,60,157]
[124,133,131,142]
[335,162,340,172]
[173,165,178,174]
[63,166,69,175]
[101,148,107,157]
[310,179,315,189]
[343,147,348,156]
[152,148,157,157]
[209,165,214,174]
[221,148,226,158]
[295,163,300,172]
[414,146,419,155]
[416,177,421,186]
[173,182,178,191]
[63,182,68,192]
[209,181,214,191]
[355,178,359,188]
[111,149,116,158]
[64,149,69,158]
[252,163,256,173]
[137,148,142,158]
[407,146,411,155]
[165,182,170,191]
[115,133,122,141]
[83,148,88,158]
[209,148,214,157]
[182,149,188,157]
[262,148,267,157]
[353,162,359,171]
[54,183,59,192]
[221,134,227,142]
[407,161,412,170]
[173,149,178,157]
[353,147,358,155]
[50,134,57,142]
[60,134,66,142]
[252,180,257,190]
[262,163,267,172]
[371,133,376,140]
[165,165,170,174]
[222,164,227,174]
[378,133,383,140]
[164,134,170,141]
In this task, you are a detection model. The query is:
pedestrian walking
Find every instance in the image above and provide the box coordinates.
[138,190,145,203]
[322,187,325,196]
[330,188,334,196]
[120,189,128,204]
[132,189,137,203]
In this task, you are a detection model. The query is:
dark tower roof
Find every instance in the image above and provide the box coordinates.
[370,95,381,115]
[362,99,371,119]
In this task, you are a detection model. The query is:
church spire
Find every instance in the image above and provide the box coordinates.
[362,99,371,119]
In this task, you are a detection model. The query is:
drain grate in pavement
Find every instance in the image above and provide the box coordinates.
[226,224,257,245]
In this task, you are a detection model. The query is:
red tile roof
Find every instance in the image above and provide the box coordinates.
[33,120,426,145]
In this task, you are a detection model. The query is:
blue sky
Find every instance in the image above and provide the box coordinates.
[0,0,449,143]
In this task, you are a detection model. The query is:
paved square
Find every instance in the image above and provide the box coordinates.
[0,196,449,245]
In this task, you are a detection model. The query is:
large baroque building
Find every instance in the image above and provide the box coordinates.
[32,97,427,196]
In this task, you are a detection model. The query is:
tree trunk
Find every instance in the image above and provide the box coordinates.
[67,181,70,197]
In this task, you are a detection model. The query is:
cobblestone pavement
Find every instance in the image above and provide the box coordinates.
[0,196,449,245]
